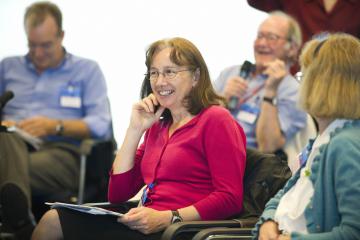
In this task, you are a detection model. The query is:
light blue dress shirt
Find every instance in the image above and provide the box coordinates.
[0,51,111,144]
[214,64,306,148]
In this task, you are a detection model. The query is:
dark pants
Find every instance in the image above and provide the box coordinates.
[0,131,80,206]
[58,208,163,240]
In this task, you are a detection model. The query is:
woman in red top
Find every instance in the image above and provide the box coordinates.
[32,37,247,240]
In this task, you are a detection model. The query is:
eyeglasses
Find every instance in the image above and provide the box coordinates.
[146,68,192,82]
[295,71,303,83]
[256,32,290,44]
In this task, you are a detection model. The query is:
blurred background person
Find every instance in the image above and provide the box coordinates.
[254,33,360,240]
[0,1,111,239]
[214,11,307,159]
[247,0,360,44]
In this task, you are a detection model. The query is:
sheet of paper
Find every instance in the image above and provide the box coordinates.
[7,126,43,150]
[45,202,123,217]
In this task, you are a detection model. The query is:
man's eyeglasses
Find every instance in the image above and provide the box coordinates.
[256,33,290,44]
[146,68,192,82]
[295,71,303,83]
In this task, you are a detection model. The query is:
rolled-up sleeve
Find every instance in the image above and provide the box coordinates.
[81,62,111,139]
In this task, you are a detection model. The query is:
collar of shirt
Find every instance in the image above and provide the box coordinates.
[312,119,352,150]
[25,47,70,73]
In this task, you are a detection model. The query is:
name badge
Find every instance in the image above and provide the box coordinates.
[59,84,82,108]
[236,103,259,124]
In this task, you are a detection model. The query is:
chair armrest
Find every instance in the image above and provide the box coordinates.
[80,139,97,155]
[80,138,115,156]
[192,227,253,240]
[161,217,257,240]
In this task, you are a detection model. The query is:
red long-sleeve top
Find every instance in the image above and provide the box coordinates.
[247,0,360,44]
[108,106,246,220]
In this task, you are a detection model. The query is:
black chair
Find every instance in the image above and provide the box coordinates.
[160,148,291,240]
[75,137,117,204]
[31,136,117,221]
[192,228,253,240]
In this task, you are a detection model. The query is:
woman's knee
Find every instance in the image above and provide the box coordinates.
[32,209,63,240]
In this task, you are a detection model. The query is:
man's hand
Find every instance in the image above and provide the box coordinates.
[223,76,249,100]
[1,120,16,128]
[262,59,287,96]
[118,207,172,235]
[17,116,57,137]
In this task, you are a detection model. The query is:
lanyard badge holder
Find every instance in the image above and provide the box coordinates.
[59,84,82,109]
[140,182,155,206]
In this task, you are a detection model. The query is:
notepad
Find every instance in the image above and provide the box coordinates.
[46,202,123,217]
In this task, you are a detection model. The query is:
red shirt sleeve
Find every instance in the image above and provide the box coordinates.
[107,133,148,203]
[247,0,284,12]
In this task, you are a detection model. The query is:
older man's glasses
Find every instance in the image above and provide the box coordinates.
[146,68,192,82]
[256,33,290,44]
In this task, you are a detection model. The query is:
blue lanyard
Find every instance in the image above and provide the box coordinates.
[141,182,156,205]
[299,139,315,167]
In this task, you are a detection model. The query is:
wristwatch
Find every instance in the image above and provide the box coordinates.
[263,96,277,106]
[171,210,183,224]
[55,120,64,136]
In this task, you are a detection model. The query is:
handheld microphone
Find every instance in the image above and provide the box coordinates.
[0,91,14,109]
[228,61,253,111]
[0,91,14,130]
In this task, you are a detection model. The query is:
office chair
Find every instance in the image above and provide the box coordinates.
[31,136,117,221]
[76,137,117,204]
[192,228,253,240]
[160,148,292,240]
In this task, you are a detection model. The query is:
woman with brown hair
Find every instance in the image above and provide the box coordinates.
[32,37,247,240]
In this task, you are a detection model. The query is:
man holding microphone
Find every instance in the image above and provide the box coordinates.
[214,11,307,155]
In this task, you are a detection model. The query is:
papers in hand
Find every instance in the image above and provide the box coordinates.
[45,202,123,217]
[7,126,43,150]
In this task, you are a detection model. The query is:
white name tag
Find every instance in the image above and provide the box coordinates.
[237,110,257,124]
[60,96,81,108]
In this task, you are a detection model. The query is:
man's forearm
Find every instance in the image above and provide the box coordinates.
[57,119,90,139]
[256,101,285,152]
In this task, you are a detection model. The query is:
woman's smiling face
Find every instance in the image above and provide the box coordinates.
[149,47,197,112]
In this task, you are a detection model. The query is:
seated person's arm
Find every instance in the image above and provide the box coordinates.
[1,120,16,128]
[16,116,90,139]
[119,205,201,235]
[256,59,287,152]
[247,0,283,12]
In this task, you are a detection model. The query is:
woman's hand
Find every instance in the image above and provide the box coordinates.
[129,93,165,132]
[259,220,281,240]
[278,234,291,240]
[118,207,172,234]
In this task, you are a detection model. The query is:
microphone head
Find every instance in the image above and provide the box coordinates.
[239,60,254,79]
[0,91,14,108]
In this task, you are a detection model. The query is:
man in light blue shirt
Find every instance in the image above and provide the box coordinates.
[0,2,111,237]
[214,11,307,153]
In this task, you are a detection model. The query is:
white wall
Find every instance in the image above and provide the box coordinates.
[0,0,266,143]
